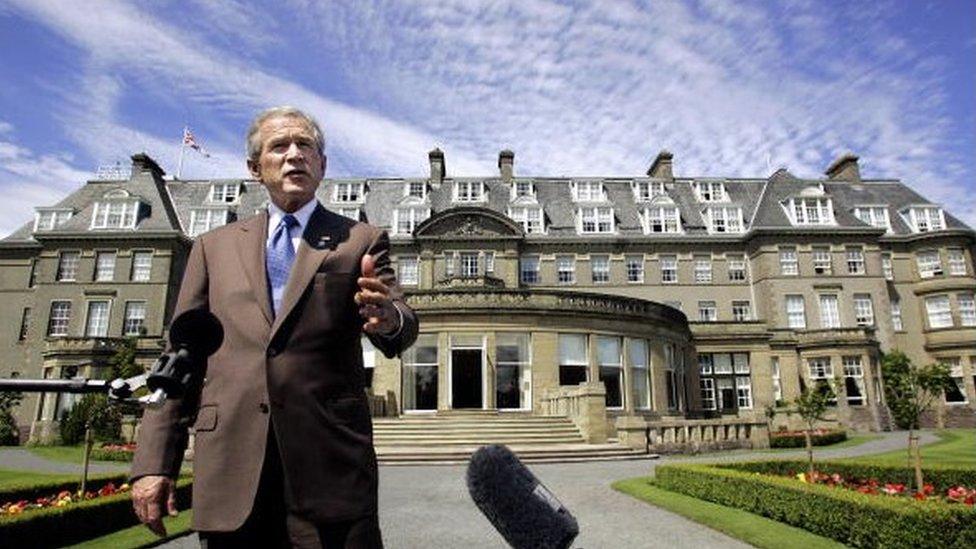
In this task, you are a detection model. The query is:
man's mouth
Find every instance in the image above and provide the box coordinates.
[284,168,307,177]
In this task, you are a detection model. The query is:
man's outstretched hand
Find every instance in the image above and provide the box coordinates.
[356,254,399,335]
[132,475,177,537]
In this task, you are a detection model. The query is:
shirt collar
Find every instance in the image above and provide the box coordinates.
[267,198,318,237]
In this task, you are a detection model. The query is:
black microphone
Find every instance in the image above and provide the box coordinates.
[144,309,223,406]
[466,444,579,549]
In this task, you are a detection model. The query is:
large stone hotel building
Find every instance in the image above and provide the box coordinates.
[1,149,974,444]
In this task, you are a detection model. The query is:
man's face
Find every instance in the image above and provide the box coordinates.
[247,115,326,212]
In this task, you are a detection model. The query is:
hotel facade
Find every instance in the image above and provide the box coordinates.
[1,150,974,443]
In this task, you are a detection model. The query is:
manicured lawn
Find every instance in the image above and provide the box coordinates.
[612,477,844,549]
[841,429,975,468]
[0,469,78,490]
[27,444,88,464]
[66,510,193,549]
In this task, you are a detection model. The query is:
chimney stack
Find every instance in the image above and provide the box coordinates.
[647,150,674,180]
[428,148,445,187]
[130,153,165,180]
[825,153,861,183]
[498,149,514,183]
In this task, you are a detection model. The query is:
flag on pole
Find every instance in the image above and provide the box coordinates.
[182,127,211,158]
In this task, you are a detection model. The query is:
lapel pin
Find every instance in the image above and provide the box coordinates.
[318,235,331,247]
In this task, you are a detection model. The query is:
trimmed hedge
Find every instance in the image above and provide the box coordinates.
[0,477,192,548]
[90,447,135,462]
[655,464,976,548]
[0,474,128,506]
[724,460,976,493]
[770,430,847,448]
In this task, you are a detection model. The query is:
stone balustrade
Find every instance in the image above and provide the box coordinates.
[615,416,769,453]
[540,382,608,444]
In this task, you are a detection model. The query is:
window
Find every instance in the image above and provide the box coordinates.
[843,356,865,406]
[398,256,419,286]
[642,206,681,234]
[578,207,614,234]
[406,181,427,200]
[210,183,240,203]
[693,181,726,202]
[727,254,746,281]
[891,297,904,331]
[943,358,967,404]
[459,252,479,277]
[664,344,681,411]
[189,208,229,236]
[786,295,806,329]
[512,181,535,200]
[485,252,495,274]
[916,250,943,278]
[94,251,116,282]
[660,255,677,283]
[34,209,73,231]
[925,295,953,329]
[700,378,716,410]
[694,255,712,284]
[597,336,623,408]
[808,357,833,379]
[393,207,430,236]
[91,200,140,229]
[813,247,832,275]
[633,180,665,201]
[520,256,540,284]
[591,255,610,284]
[454,181,485,202]
[947,249,967,276]
[56,251,80,282]
[732,301,751,322]
[85,301,110,337]
[958,293,976,327]
[131,252,153,282]
[736,377,753,409]
[556,255,575,284]
[882,253,893,280]
[904,206,945,233]
[333,182,364,203]
[47,301,71,337]
[28,259,37,288]
[123,301,146,336]
[402,334,438,411]
[698,301,717,322]
[771,357,782,402]
[853,294,874,326]
[496,333,530,410]
[572,181,605,202]
[558,334,588,386]
[784,197,835,225]
[699,353,750,411]
[854,206,890,230]
[18,307,31,341]
[780,247,798,276]
[625,255,644,283]
[628,339,651,410]
[846,247,865,275]
[509,206,545,234]
[704,206,743,233]
[819,294,840,328]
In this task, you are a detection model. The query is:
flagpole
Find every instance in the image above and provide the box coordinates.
[177,126,187,180]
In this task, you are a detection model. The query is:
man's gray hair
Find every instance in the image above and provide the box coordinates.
[246,106,326,161]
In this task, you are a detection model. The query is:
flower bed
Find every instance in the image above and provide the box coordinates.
[769,428,847,448]
[0,474,129,508]
[655,463,976,548]
[90,442,136,462]
[793,470,974,504]
[1,482,129,516]
[725,460,976,494]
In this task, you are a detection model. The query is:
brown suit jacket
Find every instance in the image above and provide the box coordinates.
[132,203,418,531]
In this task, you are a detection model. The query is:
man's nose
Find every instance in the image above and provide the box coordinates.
[284,142,305,160]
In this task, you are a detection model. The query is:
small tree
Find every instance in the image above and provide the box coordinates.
[0,387,23,446]
[791,382,835,476]
[109,337,144,380]
[59,394,122,445]
[880,350,953,493]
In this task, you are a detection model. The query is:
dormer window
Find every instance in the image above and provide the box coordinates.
[453,181,485,203]
[210,183,241,203]
[189,208,231,237]
[392,206,430,236]
[34,208,74,231]
[854,206,890,230]
[572,181,606,202]
[703,206,744,234]
[334,182,365,203]
[577,206,614,234]
[902,206,945,233]
[406,181,427,200]
[640,205,681,234]
[633,181,665,202]
[783,197,835,226]
[337,207,361,221]
[511,181,536,201]
[91,191,141,230]
[693,181,727,202]
[508,206,545,234]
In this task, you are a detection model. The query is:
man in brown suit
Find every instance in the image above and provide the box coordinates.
[131,106,418,547]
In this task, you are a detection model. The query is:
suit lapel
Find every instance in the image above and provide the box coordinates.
[271,204,341,337]
[238,211,274,328]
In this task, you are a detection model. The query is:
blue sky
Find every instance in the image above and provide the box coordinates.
[0,0,973,236]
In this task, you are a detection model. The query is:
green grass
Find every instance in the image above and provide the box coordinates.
[842,429,975,468]
[66,510,193,549]
[27,444,89,464]
[0,469,79,490]
[612,477,844,549]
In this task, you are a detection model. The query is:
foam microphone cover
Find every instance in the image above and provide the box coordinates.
[467,444,579,549]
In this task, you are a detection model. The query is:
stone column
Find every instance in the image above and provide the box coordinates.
[576,382,608,444]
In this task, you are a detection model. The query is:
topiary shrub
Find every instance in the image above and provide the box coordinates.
[769,429,847,448]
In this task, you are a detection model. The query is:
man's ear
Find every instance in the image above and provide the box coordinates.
[321,154,327,176]
[247,158,261,180]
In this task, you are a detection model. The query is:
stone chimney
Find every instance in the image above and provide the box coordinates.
[646,150,674,180]
[825,153,861,183]
[498,149,514,183]
[130,153,165,180]
[428,148,445,187]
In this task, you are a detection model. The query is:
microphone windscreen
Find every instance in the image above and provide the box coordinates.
[466,444,579,549]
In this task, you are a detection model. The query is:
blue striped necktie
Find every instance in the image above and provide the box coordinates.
[267,214,299,316]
